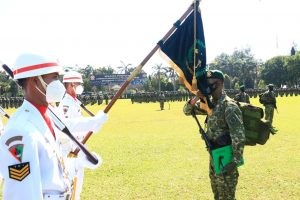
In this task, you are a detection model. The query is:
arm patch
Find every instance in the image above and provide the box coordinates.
[8,162,30,181]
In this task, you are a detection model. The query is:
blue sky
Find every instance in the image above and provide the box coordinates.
[0,0,299,74]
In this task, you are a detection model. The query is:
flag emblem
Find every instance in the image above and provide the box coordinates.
[159,7,207,94]
[9,144,24,162]
[63,105,69,114]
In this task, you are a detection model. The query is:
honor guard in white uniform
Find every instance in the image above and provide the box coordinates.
[59,71,84,119]
[0,54,101,200]
[58,70,104,200]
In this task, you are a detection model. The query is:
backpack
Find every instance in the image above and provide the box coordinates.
[234,100,271,146]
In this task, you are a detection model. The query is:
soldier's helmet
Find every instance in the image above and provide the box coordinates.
[13,54,63,80]
[63,71,83,83]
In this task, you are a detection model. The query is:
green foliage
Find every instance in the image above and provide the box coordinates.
[224,74,232,89]
[261,56,288,87]
[234,82,240,89]
[209,48,258,89]
[285,53,300,87]
[258,79,266,89]
[150,64,177,92]
[262,52,300,88]
[142,78,154,92]
[0,71,20,96]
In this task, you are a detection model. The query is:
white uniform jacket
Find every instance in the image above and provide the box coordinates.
[57,93,107,200]
[59,93,82,119]
[58,93,108,149]
[0,100,69,200]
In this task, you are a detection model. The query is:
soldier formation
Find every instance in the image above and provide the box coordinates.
[130,91,192,104]
[226,87,300,99]
[0,87,299,110]
[0,96,23,109]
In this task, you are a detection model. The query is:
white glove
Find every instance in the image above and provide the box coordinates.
[91,111,108,133]
[96,110,108,123]
[76,151,102,170]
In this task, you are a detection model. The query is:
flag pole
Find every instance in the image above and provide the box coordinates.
[104,0,198,114]
[79,1,199,146]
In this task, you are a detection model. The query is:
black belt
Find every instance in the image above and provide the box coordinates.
[210,133,232,150]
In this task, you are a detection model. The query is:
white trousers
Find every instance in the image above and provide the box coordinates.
[74,168,84,200]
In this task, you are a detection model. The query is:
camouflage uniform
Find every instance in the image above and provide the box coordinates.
[184,92,245,200]
[234,92,250,103]
[159,93,165,110]
[259,90,276,125]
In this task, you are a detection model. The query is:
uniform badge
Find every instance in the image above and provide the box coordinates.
[8,162,30,181]
[5,136,23,146]
[63,105,69,114]
[9,144,24,162]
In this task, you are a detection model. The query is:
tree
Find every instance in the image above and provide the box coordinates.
[93,66,115,75]
[152,64,164,92]
[234,82,240,90]
[209,48,258,88]
[224,74,232,89]
[160,67,178,91]
[0,71,20,96]
[142,76,154,92]
[261,56,288,87]
[117,61,132,74]
[285,53,300,87]
[258,80,266,89]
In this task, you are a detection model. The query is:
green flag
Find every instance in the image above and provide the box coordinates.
[159,6,207,94]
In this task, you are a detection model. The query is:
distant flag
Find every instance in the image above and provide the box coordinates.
[158,3,207,95]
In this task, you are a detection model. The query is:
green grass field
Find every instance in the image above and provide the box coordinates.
[1,96,300,199]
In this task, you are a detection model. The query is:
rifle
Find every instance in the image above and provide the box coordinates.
[191,110,231,192]
[191,110,212,155]
[0,106,10,119]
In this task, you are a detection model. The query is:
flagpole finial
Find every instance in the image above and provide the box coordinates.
[193,0,200,9]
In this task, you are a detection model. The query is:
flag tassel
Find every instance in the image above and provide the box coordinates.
[192,75,198,92]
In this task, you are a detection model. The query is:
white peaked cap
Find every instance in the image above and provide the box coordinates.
[63,70,83,83]
[13,54,63,80]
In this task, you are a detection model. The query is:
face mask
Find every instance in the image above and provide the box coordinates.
[37,76,66,103]
[207,83,217,95]
[75,85,84,95]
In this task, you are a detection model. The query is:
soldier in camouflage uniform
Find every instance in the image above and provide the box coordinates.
[183,70,245,200]
[234,85,250,103]
[159,92,165,110]
[259,84,277,125]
